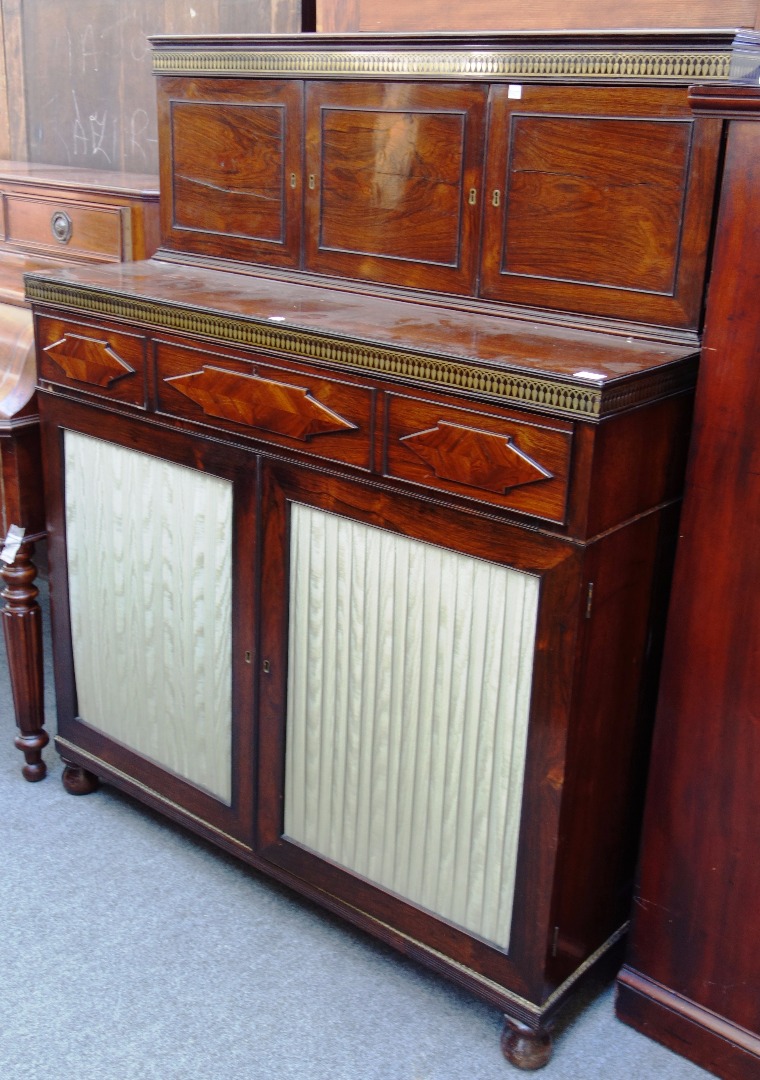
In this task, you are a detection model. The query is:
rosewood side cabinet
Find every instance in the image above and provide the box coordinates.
[0,162,159,780]
[615,85,760,1080]
[23,31,760,1070]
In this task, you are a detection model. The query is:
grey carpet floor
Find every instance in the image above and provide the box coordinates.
[0,570,711,1080]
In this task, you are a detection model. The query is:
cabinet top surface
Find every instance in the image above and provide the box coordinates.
[26,259,696,420]
[0,161,159,198]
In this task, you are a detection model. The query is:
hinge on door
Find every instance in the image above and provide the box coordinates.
[552,925,560,958]
[585,582,594,619]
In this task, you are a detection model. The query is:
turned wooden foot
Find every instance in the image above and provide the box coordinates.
[500,1017,553,1070]
[1,538,48,781]
[62,762,100,795]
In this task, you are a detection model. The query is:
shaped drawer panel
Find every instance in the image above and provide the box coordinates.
[36,315,147,407]
[385,392,572,523]
[156,340,375,470]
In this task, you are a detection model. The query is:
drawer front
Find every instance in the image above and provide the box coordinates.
[385,393,572,523]
[36,315,147,407]
[4,194,126,260]
[156,341,375,470]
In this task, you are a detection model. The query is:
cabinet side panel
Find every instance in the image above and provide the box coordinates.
[283,503,538,950]
[64,430,234,804]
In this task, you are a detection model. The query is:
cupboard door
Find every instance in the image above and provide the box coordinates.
[480,86,721,330]
[42,402,258,846]
[256,462,581,994]
[304,81,487,295]
[157,77,303,268]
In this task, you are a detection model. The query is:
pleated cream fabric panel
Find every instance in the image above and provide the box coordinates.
[284,503,539,950]
[64,430,233,804]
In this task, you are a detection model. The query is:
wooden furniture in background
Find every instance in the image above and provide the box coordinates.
[25,31,758,1069]
[316,0,760,33]
[0,162,159,780]
[615,84,760,1080]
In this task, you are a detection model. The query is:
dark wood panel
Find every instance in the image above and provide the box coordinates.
[547,508,679,984]
[481,85,722,329]
[503,116,690,292]
[616,90,760,1078]
[304,81,487,295]
[159,78,303,267]
[317,0,760,31]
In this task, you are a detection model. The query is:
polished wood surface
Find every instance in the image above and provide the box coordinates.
[28,31,741,1069]
[480,86,721,329]
[152,46,729,334]
[28,258,696,378]
[616,85,760,1080]
[31,261,694,1064]
[0,160,160,268]
[158,78,303,268]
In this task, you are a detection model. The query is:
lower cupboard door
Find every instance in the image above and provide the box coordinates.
[256,466,578,990]
[52,422,257,844]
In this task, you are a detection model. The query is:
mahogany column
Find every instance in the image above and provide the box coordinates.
[616,85,760,1079]
[0,304,47,780]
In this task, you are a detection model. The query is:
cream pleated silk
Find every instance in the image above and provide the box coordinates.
[64,430,233,804]
[285,503,539,950]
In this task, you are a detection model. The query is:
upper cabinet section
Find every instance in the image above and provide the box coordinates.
[152,31,760,335]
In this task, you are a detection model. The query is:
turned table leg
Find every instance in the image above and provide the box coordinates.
[1,538,48,781]
[501,1017,553,1071]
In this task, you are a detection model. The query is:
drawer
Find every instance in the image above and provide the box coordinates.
[155,341,375,470]
[384,392,572,523]
[4,194,127,261]
[36,315,147,408]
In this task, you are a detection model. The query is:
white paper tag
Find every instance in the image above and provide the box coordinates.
[508,85,523,99]
[0,525,26,565]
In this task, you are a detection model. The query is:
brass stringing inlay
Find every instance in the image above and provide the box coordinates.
[152,48,732,82]
[25,279,696,420]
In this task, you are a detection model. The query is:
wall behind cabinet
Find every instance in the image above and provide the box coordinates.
[0,0,311,172]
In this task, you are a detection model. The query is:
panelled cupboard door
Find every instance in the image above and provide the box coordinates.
[304,81,488,295]
[480,86,722,329]
[42,403,259,847]
[157,77,303,268]
[255,460,582,996]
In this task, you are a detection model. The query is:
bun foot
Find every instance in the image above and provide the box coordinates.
[62,762,100,795]
[501,1018,552,1070]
